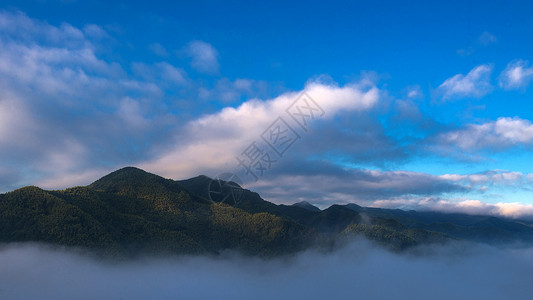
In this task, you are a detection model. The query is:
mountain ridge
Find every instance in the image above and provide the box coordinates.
[2,167,533,258]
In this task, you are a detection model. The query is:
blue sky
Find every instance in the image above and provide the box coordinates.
[1,0,533,217]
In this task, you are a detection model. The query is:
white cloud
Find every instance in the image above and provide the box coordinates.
[439,170,528,191]
[185,40,219,75]
[437,117,533,151]
[499,60,533,90]
[139,81,380,179]
[438,64,493,99]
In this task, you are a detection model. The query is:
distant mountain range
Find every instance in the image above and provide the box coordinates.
[1,167,533,258]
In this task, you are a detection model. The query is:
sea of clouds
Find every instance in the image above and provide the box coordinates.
[1,240,533,300]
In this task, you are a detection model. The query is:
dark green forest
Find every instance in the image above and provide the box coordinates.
[1,167,533,258]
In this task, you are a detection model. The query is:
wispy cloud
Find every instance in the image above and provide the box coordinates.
[499,59,533,90]
[406,85,423,99]
[438,64,493,100]
[131,61,189,85]
[185,40,219,75]
[149,42,168,56]
[478,31,498,46]
[198,78,279,104]
[457,31,498,56]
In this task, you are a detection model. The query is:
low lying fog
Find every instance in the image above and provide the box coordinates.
[1,240,533,300]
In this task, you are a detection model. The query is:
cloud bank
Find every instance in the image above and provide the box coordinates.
[0,10,270,190]
[139,81,380,180]
[1,242,532,300]
[372,197,533,219]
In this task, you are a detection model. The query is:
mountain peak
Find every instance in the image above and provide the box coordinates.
[88,166,169,192]
[111,166,148,175]
[292,201,321,212]
[6,185,45,195]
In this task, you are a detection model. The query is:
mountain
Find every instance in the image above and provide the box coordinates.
[1,167,533,258]
[0,167,311,257]
[178,175,361,234]
[291,201,321,212]
[343,204,533,245]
